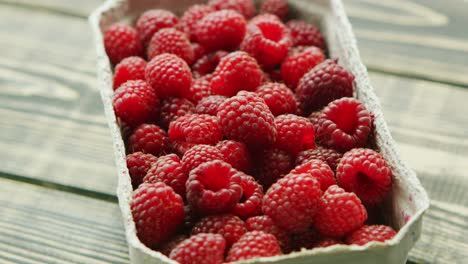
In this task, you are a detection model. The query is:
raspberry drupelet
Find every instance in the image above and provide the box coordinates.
[135,9,179,46]
[168,114,223,146]
[169,233,226,264]
[147,28,194,64]
[126,152,158,188]
[104,23,143,65]
[226,231,282,262]
[128,124,169,156]
[290,159,336,191]
[255,83,296,116]
[191,214,247,247]
[113,56,147,90]
[230,173,263,219]
[143,154,188,197]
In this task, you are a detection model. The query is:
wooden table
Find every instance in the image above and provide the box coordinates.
[0,0,467,263]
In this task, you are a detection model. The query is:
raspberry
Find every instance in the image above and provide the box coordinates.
[226,231,282,262]
[263,173,322,233]
[113,80,159,127]
[178,4,215,41]
[195,10,246,52]
[254,147,294,188]
[169,233,226,264]
[274,114,315,155]
[113,56,147,90]
[192,214,247,247]
[314,238,342,248]
[182,144,223,173]
[313,185,367,237]
[143,154,188,197]
[169,114,223,145]
[296,59,354,113]
[336,148,392,206]
[126,152,158,188]
[217,91,276,146]
[249,13,281,24]
[195,95,227,116]
[296,146,343,171]
[187,77,211,102]
[104,23,143,65]
[209,0,256,18]
[231,174,263,219]
[281,46,325,90]
[216,140,252,173]
[192,51,229,78]
[241,17,292,69]
[131,182,184,248]
[308,111,322,131]
[158,97,195,129]
[135,9,179,46]
[286,20,326,49]
[290,159,336,191]
[210,52,263,96]
[145,53,192,98]
[128,124,169,156]
[345,225,397,245]
[316,98,372,151]
[147,28,194,64]
[158,234,187,256]
[260,0,289,20]
[191,43,207,63]
[255,83,296,116]
[186,160,242,214]
[245,215,292,252]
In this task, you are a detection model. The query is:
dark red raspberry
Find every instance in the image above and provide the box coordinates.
[314,238,342,248]
[187,77,211,102]
[131,182,184,248]
[316,98,372,151]
[178,4,215,41]
[113,56,147,90]
[192,51,229,78]
[143,154,188,197]
[245,215,292,252]
[158,97,195,129]
[147,28,194,64]
[191,43,207,63]
[217,91,276,146]
[192,214,247,247]
[345,225,397,245]
[291,229,320,250]
[290,159,336,191]
[169,141,196,157]
[336,148,392,206]
[255,83,296,116]
[296,146,343,171]
[209,0,256,18]
[226,231,282,262]
[145,53,192,98]
[169,114,222,145]
[210,51,263,96]
[113,80,159,128]
[263,173,322,233]
[169,233,226,264]
[260,0,289,20]
[313,185,367,237]
[254,147,294,188]
[216,140,252,173]
[135,9,179,46]
[195,95,227,116]
[182,144,223,173]
[104,23,143,65]
[308,111,322,131]
[231,174,263,219]
[195,10,246,52]
[126,152,158,188]
[274,114,315,155]
[286,20,326,49]
[186,160,242,214]
[281,46,325,90]
[129,124,169,156]
[158,234,187,256]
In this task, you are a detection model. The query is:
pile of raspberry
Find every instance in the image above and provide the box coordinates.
[105,0,397,263]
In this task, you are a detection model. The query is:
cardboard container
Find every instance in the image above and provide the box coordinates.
[89,1,430,263]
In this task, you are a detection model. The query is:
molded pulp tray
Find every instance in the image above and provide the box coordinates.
[89,1,430,263]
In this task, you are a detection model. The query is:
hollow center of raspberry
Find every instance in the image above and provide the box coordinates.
[356,172,374,190]
[200,166,230,191]
[329,105,358,134]
[258,24,283,42]
[302,130,315,149]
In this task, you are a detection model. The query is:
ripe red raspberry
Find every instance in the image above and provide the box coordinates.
[169,233,226,264]
[192,51,229,78]
[145,53,192,98]
[131,182,184,248]
[209,0,256,18]
[260,0,289,20]
[178,4,215,41]
[170,141,196,157]
[147,28,194,64]
[192,214,247,247]
[241,17,292,69]
[217,91,276,146]
[274,114,315,155]
[281,46,325,90]
[158,234,187,256]
[254,147,294,188]
[263,173,322,233]
[231,174,263,219]
[210,52,263,96]
[315,238,342,248]
[296,146,343,171]
[316,98,372,151]
[169,114,222,145]
[182,144,223,173]
[191,43,207,63]
[126,152,158,188]
[336,148,392,206]
[158,97,195,129]
[296,59,354,113]
[345,225,397,245]
[104,23,143,65]
[245,215,292,252]
[195,10,246,52]
[216,140,252,173]
[129,124,169,156]
[286,20,326,49]
[308,111,322,131]
[255,83,296,116]
[226,231,282,262]
[187,77,211,102]
[113,56,147,90]
[143,154,188,197]
[113,80,159,127]
[135,9,179,46]
[195,95,227,116]
[186,160,242,214]
[313,185,367,237]
[290,159,336,191]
